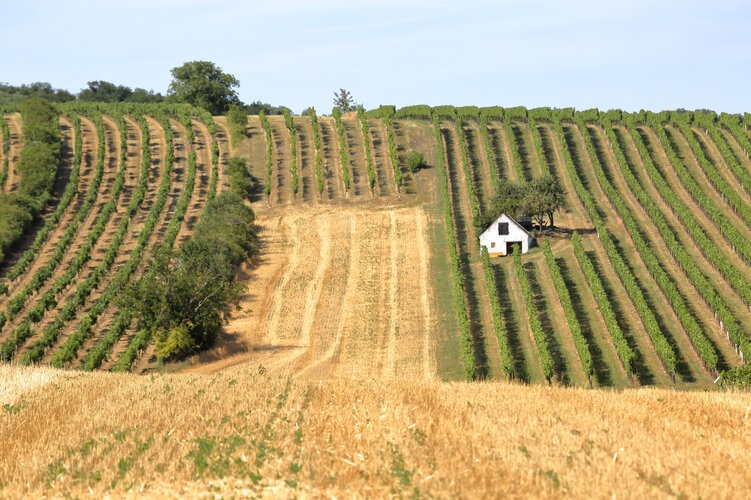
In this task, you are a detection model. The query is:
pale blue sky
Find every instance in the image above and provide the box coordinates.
[2,0,750,114]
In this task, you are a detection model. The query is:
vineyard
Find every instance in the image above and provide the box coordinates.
[1,103,751,389]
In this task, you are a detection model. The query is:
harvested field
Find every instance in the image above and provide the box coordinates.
[187,204,437,380]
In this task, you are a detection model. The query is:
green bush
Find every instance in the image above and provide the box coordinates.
[227,155,255,200]
[717,365,751,391]
[227,104,247,147]
[405,150,426,173]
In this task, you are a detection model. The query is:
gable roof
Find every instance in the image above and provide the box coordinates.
[481,213,536,240]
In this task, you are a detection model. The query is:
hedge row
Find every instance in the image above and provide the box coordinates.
[431,111,475,380]
[383,112,403,190]
[576,114,718,372]
[454,114,481,224]
[542,240,594,380]
[394,105,432,120]
[504,115,527,182]
[478,113,502,194]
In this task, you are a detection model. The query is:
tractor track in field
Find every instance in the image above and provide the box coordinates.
[3,115,22,193]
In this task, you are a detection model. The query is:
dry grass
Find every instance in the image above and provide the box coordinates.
[1,363,750,498]
[187,204,436,380]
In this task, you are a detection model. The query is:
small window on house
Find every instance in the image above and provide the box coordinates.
[490,242,495,248]
[498,222,509,235]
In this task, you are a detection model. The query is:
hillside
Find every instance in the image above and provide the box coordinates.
[2,363,750,498]
[1,105,751,391]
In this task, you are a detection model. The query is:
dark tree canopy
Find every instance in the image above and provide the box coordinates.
[0,82,74,106]
[78,81,163,103]
[477,175,565,232]
[167,61,240,115]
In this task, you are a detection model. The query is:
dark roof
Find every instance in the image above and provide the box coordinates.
[484,214,536,240]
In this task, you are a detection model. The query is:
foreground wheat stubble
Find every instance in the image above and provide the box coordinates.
[1,364,750,498]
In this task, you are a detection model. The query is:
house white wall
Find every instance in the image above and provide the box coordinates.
[479,214,534,256]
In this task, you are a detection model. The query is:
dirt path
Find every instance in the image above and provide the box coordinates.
[486,122,515,182]
[4,115,22,192]
[640,126,751,286]
[293,116,315,203]
[589,124,740,372]
[440,121,500,378]
[368,118,395,196]
[463,120,494,214]
[318,117,343,201]
[342,116,369,199]
[567,123,713,387]
[184,205,436,380]
[268,116,292,205]
[615,125,751,358]
[213,117,232,195]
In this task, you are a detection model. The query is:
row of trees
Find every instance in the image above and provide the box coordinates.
[356,106,377,192]
[331,108,351,193]
[283,108,299,195]
[259,111,273,197]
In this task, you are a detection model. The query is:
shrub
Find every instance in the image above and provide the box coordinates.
[227,156,255,200]
[405,150,426,173]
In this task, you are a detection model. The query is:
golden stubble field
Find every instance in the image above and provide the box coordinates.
[1,363,750,498]
[187,203,437,380]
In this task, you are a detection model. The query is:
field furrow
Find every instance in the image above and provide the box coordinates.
[589,124,738,372]
[293,116,315,202]
[567,122,713,386]
[341,117,369,199]
[318,117,343,200]
[268,116,293,205]
[368,118,395,196]
[3,115,22,192]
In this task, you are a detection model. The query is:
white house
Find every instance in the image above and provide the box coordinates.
[479,214,535,257]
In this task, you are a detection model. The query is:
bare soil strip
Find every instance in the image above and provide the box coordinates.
[368,118,395,196]
[342,117,369,199]
[486,122,516,182]
[567,123,713,387]
[185,205,436,380]
[293,116,315,203]
[463,121,493,213]
[318,117,343,201]
[268,116,293,205]
[4,115,22,192]
[239,115,268,193]
[213,117,232,195]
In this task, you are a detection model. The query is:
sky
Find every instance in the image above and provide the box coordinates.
[2,0,750,114]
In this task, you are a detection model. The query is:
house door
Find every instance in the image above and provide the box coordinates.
[506,241,521,255]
